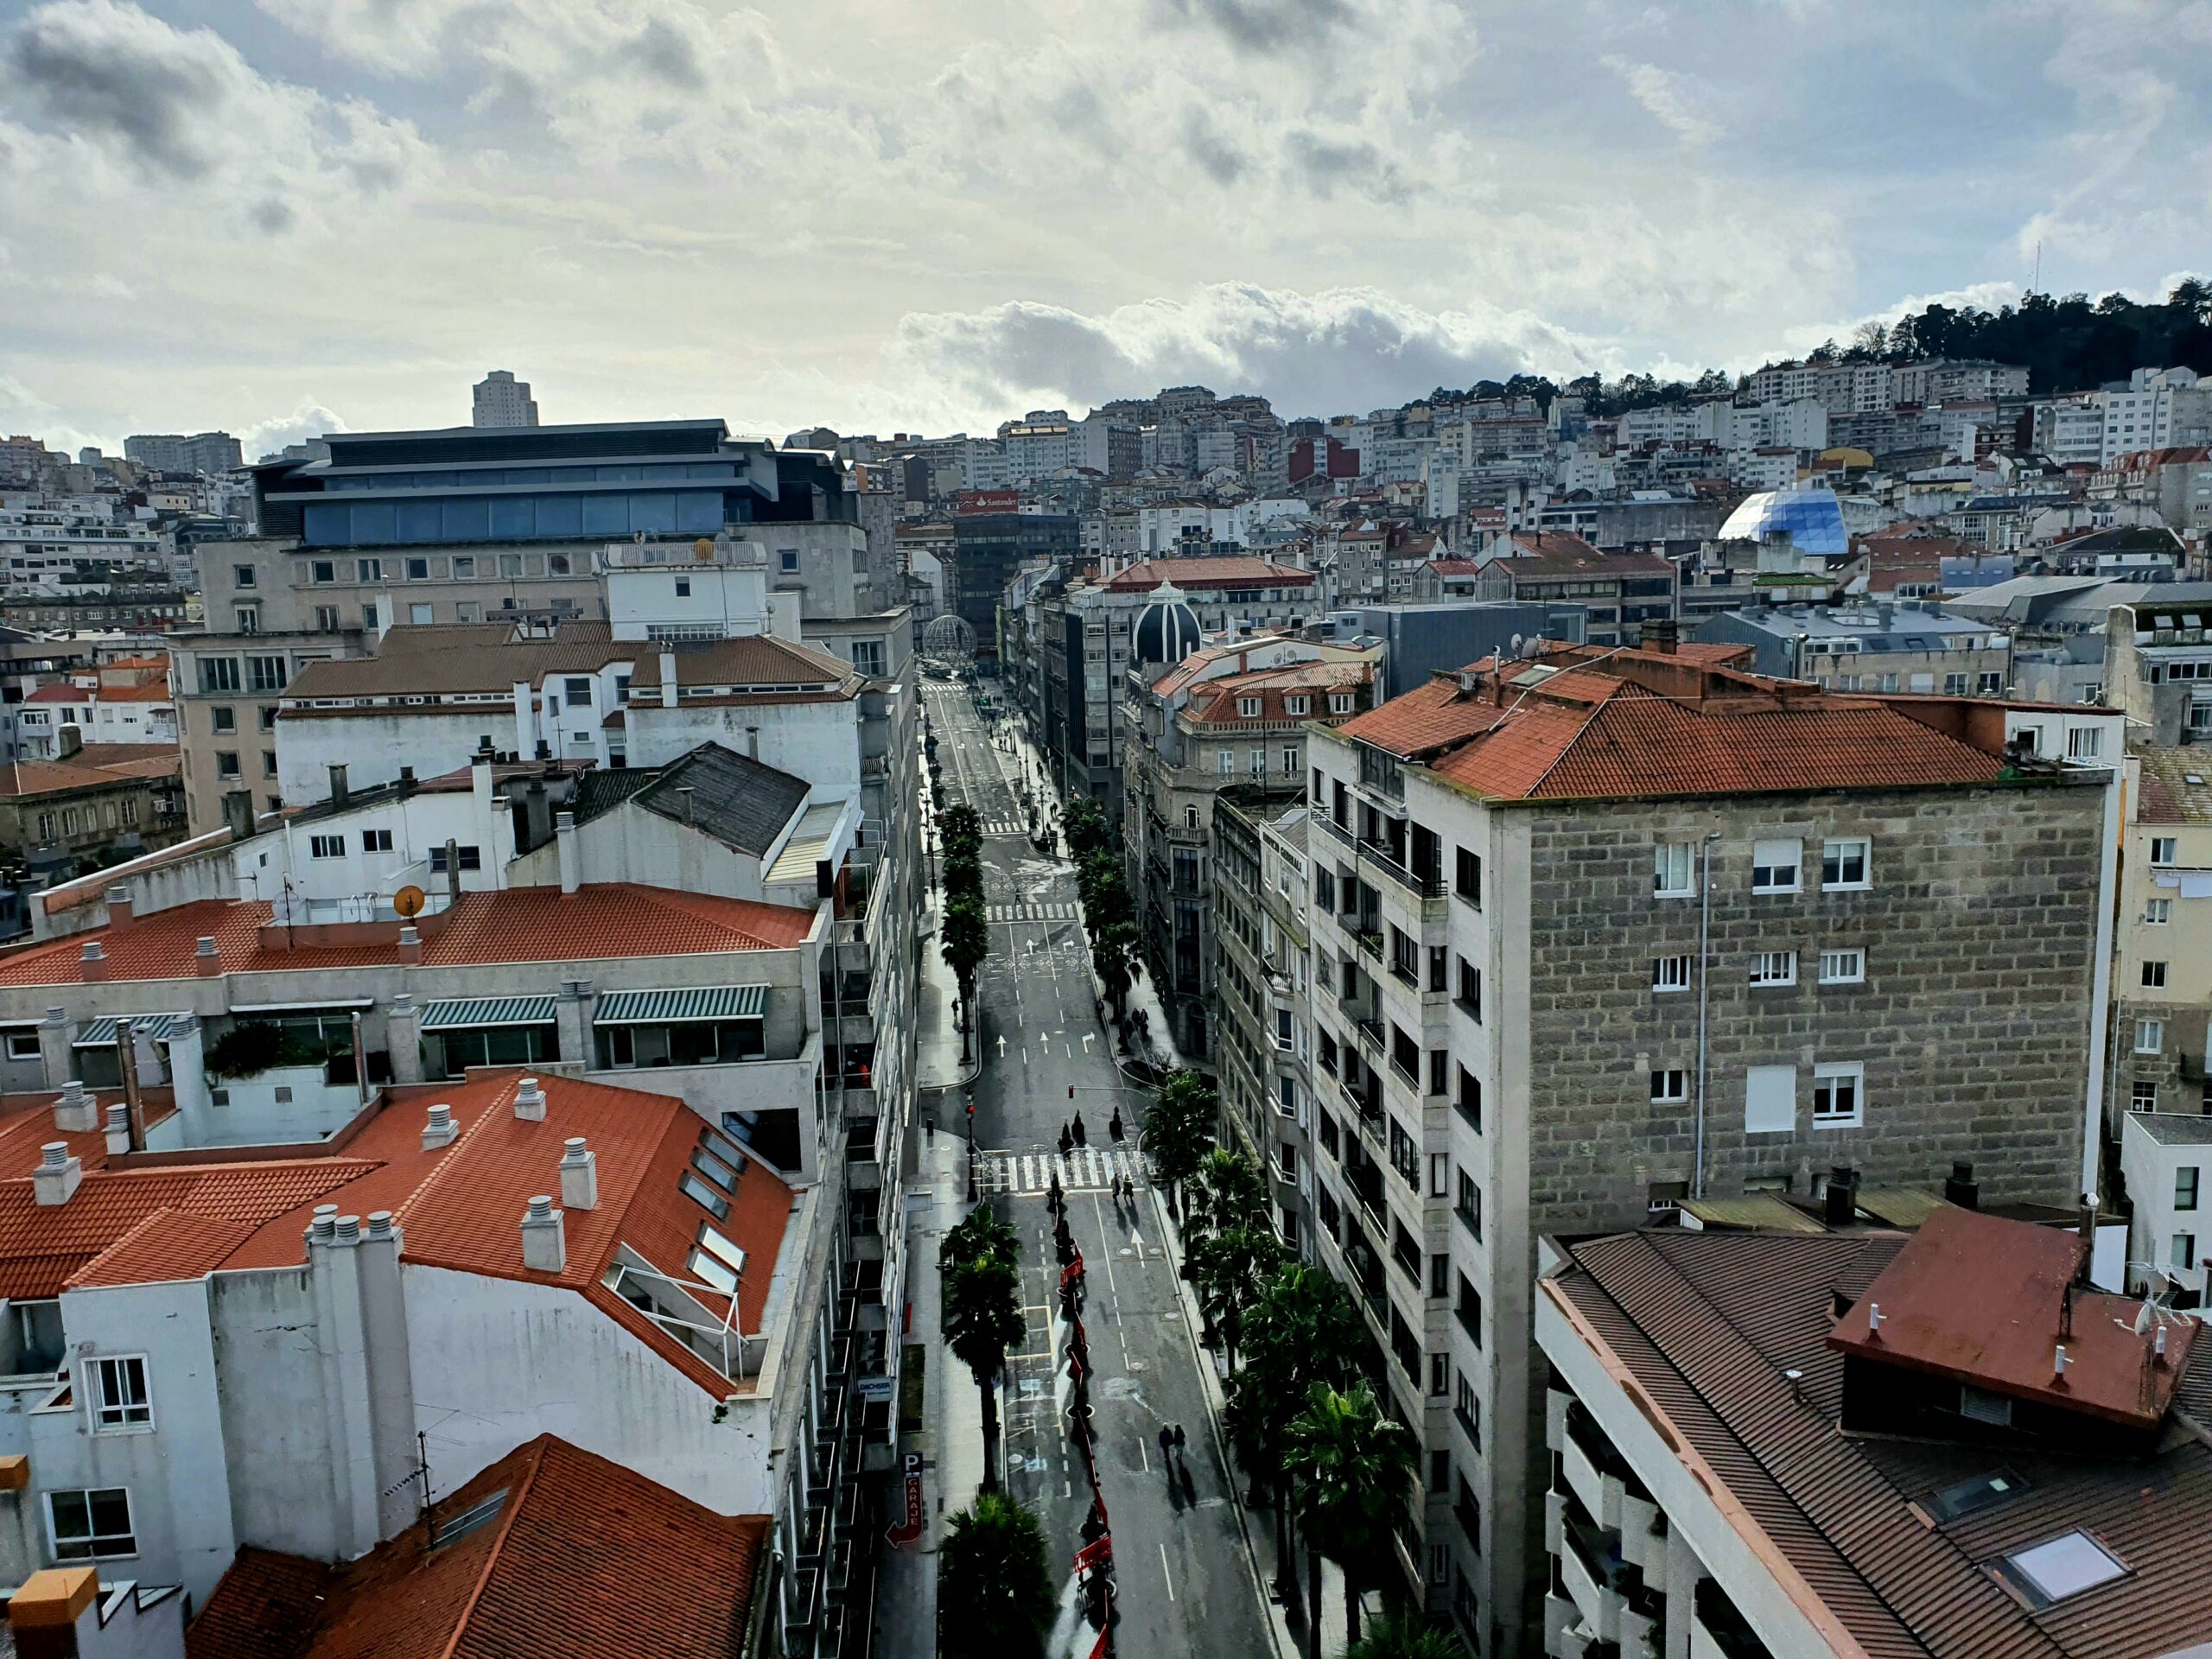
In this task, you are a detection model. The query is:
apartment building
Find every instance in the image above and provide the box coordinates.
[1122,633,1378,1055]
[1463,534,1676,647]
[168,626,371,828]
[0,737,187,932]
[1300,644,2121,1654]
[16,658,175,757]
[2104,592,2212,745]
[2118,1110,2211,1305]
[1536,1205,2212,1659]
[471,369,539,429]
[122,432,244,474]
[1694,601,2014,695]
[2098,365,2212,464]
[2113,747,2212,1120]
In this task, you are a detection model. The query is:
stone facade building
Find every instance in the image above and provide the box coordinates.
[1300,642,2123,1656]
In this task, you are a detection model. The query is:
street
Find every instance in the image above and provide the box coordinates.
[923,678,1279,1659]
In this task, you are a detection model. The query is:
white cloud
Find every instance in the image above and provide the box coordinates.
[240,403,349,462]
[1601,56,1720,147]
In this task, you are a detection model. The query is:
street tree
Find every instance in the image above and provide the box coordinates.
[1344,1614,1465,1659]
[1184,1146,1268,1256]
[1064,794,1109,858]
[940,803,983,856]
[1285,1380,1419,1656]
[1140,1068,1217,1214]
[1224,1265,1370,1619]
[938,1490,1054,1659]
[940,894,990,1059]
[938,1214,1025,1492]
[1091,918,1141,1019]
[1189,1219,1281,1370]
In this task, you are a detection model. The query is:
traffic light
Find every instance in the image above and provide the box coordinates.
[1068,1085,1075,1100]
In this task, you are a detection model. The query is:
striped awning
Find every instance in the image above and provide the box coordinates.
[75,1014,189,1048]
[421,996,558,1032]
[594,986,768,1026]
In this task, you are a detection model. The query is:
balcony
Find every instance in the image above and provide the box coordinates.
[844,1126,883,1193]
[1559,1521,1618,1645]
[1565,1402,1630,1530]
[1692,1581,1774,1659]
[1316,812,1355,851]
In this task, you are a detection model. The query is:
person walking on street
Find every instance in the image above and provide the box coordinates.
[1158,1425,1173,1468]
[1109,1108,1124,1143]
[1173,1424,1187,1460]
[1072,1112,1087,1148]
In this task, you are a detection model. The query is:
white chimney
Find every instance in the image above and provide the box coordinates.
[364,1210,395,1242]
[422,1103,458,1150]
[1867,1302,1883,1335]
[520,1195,566,1273]
[333,1214,362,1246]
[513,1076,546,1121]
[659,649,678,708]
[559,1136,599,1210]
[53,1078,98,1134]
[2054,1344,2070,1376]
[103,1103,130,1157]
[556,810,580,895]
[33,1142,80,1207]
[305,1204,340,1247]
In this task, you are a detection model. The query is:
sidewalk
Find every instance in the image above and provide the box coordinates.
[873,1122,989,1658]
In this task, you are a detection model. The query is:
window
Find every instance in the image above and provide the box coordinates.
[1282,746,1299,774]
[853,640,887,678]
[215,751,240,779]
[1749,950,1796,988]
[448,555,476,581]
[361,829,394,854]
[2143,961,2169,989]
[1654,841,1694,897]
[356,557,383,582]
[1455,1376,1480,1450]
[264,752,280,779]
[259,706,278,732]
[310,561,335,585]
[2177,1166,2199,1211]
[91,1356,149,1430]
[1976,671,2004,696]
[1997,1532,2126,1608]
[1455,1274,1482,1347]
[405,556,430,581]
[232,563,256,589]
[1455,1066,1481,1132]
[1751,837,1802,893]
[2135,1077,2159,1111]
[1236,696,1261,718]
[249,656,288,693]
[1329,693,1353,715]
[211,706,236,734]
[1314,868,1334,910]
[409,603,434,626]
[2136,1019,2164,1055]
[1813,1061,1863,1128]
[779,549,800,573]
[49,1489,135,1560]
[1745,1065,1796,1133]
[199,657,240,694]
[1286,696,1310,715]
[429,845,483,873]
[563,677,594,709]
[2151,837,2178,866]
[1456,1171,1482,1240]
[314,604,341,632]
[1820,837,1869,889]
[2146,898,2172,925]
[1652,954,1691,993]
[499,553,523,578]
[1944,671,1967,695]
[1454,846,1481,905]
[680,1172,729,1220]
[2066,726,2102,760]
[1218,750,1234,775]
[308,835,346,860]
[362,604,378,630]
[1651,1068,1688,1103]
[1818,947,1865,984]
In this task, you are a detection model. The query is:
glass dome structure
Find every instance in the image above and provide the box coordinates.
[1717,487,1848,556]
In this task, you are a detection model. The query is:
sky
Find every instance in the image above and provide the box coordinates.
[2,0,2209,457]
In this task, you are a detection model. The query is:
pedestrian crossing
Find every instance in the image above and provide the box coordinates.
[987,901,1080,924]
[974,1146,1147,1197]
[983,818,1027,837]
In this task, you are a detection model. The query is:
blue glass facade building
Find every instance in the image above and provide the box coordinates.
[1717,486,1849,556]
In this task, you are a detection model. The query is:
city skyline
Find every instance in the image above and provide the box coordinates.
[3,0,2208,454]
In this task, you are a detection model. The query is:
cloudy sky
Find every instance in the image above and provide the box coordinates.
[3,0,2208,456]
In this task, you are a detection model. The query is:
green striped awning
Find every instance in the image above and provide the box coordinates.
[594,986,768,1025]
[420,996,558,1032]
[75,1014,189,1048]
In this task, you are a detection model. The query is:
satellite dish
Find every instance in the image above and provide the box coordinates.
[392,885,427,919]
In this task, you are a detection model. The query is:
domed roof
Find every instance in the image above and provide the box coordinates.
[1133,582,1203,667]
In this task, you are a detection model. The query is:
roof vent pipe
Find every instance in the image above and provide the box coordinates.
[1943,1160,1979,1210]
[559,1137,598,1211]
[556,810,579,895]
[307,1204,339,1245]
[32,1142,80,1207]
[365,1211,395,1241]
[2054,1344,2070,1377]
[513,1076,546,1122]
[103,1103,130,1158]
[53,1079,98,1134]
[422,1103,458,1151]
[1866,1302,1883,1335]
[333,1215,361,1246]
[521,1195,566,1273]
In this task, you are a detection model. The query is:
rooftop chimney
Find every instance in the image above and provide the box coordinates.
[333,1214,361,1246]
[520,1195,565,1273]
[328,763,349,810]
[7,1565,101,1646]
[659,649,678,708]
[306,1204,339,1245]
[397,765,417,796]
[33,1143,80,1207]
[365,1210,395,1241]
[397,925,422,966]
[53,1079,97,1134]
[102,1103,130,1158]
[222,789,255,842]
[2076,1194,2098,1286]
[55,723,80,760]
[1822,1166,1857,1228]
[79,941,105,983]
[422,1103,458,1151]
[513,1075,546,1122]
[1641,616,1679,655]
[556,810,579,895]
[2053,1344,2070,1377]
[104,885,132,932]
[559,1136,598,1211]
[1866,1301,1883,1336]
[195,935,220,977]
[1943,1160,1979,1210]
[443,839,462,905]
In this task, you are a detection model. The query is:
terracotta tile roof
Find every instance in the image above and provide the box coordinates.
[1548,1224,2212,1659]
[283,628,857,704]
[67,1206,257,1289]
[1100,556,1313,592]
[1486,534,1675,579]
[0,746,179,799]
[1426,558,1484,576]
[1183,664,1371,728]
[0,882,815,988]
[2133,747,2212,824]
[188,1436,767,1659]
[1337,648,2009,799]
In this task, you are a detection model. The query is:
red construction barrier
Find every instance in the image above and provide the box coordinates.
[1059,1249,1085,1290]
[1074,1534,1114,1574]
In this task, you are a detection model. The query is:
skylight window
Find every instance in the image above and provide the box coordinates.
[679,1173,729,1221]
[1995,1531,2126,1607]
[690,1147,736,1193]
[431,1489,509,1548]
[1923,1469,2026,1524]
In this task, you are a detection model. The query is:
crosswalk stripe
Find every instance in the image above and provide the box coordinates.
[973,1147,1147,1196]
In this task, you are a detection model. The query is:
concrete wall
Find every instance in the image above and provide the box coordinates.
[626,701,861,791]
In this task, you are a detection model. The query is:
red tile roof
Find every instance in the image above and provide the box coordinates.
[1100,556,1313,592]
[188,1436,767,1659]
[1335,646,2012,799]
[0,746,179,799]
[0,882,815,988]
[1485,535,1675,580]
[68,1207,257,1289]
[1182,664,1370,728]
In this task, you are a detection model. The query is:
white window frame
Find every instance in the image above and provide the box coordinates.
[2144,961,2170,989]
[1751,837,1802,894]
[47,1487,136,1560]
[2066,725,2102,760]
[308,835,345,860]
[3,1030,39,1061]
[1650,1068,1688,1103]
[1652,955,1691,993]
[1749,950,1796,988]
[2135,1018,2164,1055]
[1818,947,1866,985]
[1820,836,1870,891]
[90,1354,150,1432]
[1654,842,1694,898]
[1745,1065,1796,1134]
[2151,836,2178,867]
[1812,1061,1864,1128]
[2146,898,2172,925]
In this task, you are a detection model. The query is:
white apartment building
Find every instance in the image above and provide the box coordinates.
[16,659,176,757]
[2119,1111,2211,1302]
[1300,644,2120,1654]
[2100,366,2212,464]
[2033,394,2107,464]
[471,369,539,429]
[0,508,168,593]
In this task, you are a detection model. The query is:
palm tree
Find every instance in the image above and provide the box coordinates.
[1140,1068,1217,1215]
[1284,1381,1418,1656]
[1189,1220,1281,1370]
[1184,1147,1267,1255]
[940,894,989,1062]
[1224,1266,1368,1621]
[1064,794,1109,858]
[1091,918,1140,1020]
[938,1490,1055,1659]
[1343,1613,1464,1659]
[939,1211,1025,1491]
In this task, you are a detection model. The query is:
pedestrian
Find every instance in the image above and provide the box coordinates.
[1173,1424,1187,1459]
[1158,1425,1173,1465]
[1058,1124,1073,1157]
[1109,1108,1124,1143]
[1072,1112,1087,1148]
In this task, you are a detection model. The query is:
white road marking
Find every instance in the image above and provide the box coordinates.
[1160,1542,1176,1602]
